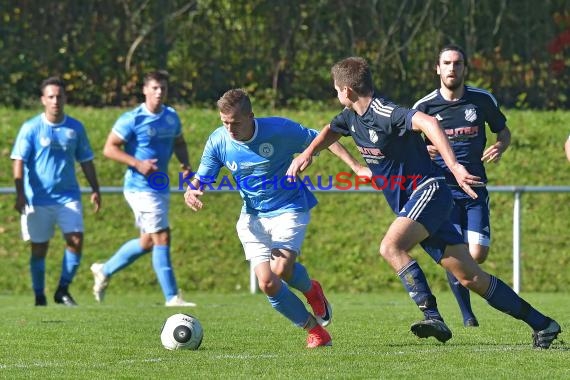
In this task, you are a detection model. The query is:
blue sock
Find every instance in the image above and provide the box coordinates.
[152,245,177,300]
[286,262,311,293]
[267,282,311,327]
[30,256,45,296]
[103,239,149,276]
[447,271,476,323]
[397,260,442,320]
[484,275,550,330]
[59,249,81,288]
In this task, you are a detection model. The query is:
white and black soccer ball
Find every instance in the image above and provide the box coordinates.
[160,313,203,350]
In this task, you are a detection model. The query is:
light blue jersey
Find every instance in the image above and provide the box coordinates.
[10,114,94,206]
[196,117,318,217]
[113,104,181,193]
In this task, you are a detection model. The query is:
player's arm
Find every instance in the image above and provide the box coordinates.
[12,159,26,213]
[482,126,511,163]
[103,131,158,175]
[184,177,205,212]
[286,124,343,177]
[565,136,570,162]
[411,111,482,198]
[173,134,193,178]
[327,140,371,178]
[80,160,102,213]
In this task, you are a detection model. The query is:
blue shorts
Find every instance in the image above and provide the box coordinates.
[449,186,491,246]
[398,178,463,263]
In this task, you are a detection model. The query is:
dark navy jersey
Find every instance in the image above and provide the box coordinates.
[413,85,507,185]
[330,97,445,213]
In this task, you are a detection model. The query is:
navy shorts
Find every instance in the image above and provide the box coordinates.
[449,186,491,246]
[398,178,463,263]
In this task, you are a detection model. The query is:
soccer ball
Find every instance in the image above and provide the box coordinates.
[160,313,203,350]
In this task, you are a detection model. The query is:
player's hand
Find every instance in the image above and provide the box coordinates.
[286,152,313,181]
[180,164,193,182]
[14,193,26,214]
[449,163,483,199]
[426,145,439,160]
[135,158,159,176]
[354,164,372,179]
[482,143,503,163]
[91,191,101,213]
[184,187,204,211]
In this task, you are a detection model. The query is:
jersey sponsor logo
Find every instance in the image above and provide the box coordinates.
[357,145,384,157]
[226,161,238,171]
[258,142,274,158]
[66,129,76,139]
[444,125,479,140]
[368,129,379,143]
[147,126,157,136]
[464,108,477,122]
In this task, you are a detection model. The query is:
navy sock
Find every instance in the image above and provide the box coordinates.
[268,282,311,327]
[397,260,442,320]
[446,271,476,323]
[484,275,550,330]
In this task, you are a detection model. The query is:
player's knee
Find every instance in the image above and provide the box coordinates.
[379,240,397,260]
[271,265,286,279]
[258,278,280,295]
[64,234,83,252]
[471,247,489,263]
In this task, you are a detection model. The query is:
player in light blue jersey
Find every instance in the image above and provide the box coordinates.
[287,57,561,348]
[11,77,101,307]
[413,45,512,327]
[184,89,369,348]
[90,71,195,307]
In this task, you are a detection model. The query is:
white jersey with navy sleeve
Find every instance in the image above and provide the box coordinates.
[10,114,94,206]
[113,104,181,193]
[195,117,318,217]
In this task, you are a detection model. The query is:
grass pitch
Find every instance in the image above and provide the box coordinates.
[0,291,567,379]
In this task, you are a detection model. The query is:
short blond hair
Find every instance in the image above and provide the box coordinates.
[217,89,252,115]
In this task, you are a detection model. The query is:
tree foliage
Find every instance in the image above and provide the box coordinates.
[0,0,568,109]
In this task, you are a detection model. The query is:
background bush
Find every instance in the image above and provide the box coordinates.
[0,0,568,109]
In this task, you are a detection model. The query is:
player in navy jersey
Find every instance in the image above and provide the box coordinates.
[287,57,561,348]
[90,71,196,307]
[11,77,101,306]
[184,89,369,348]
[413,44,512,327]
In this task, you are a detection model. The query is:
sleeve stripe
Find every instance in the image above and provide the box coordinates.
[466,86,499,107]
[112,129,127,141]
[371,99,394,118]
[412,90,438,109]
